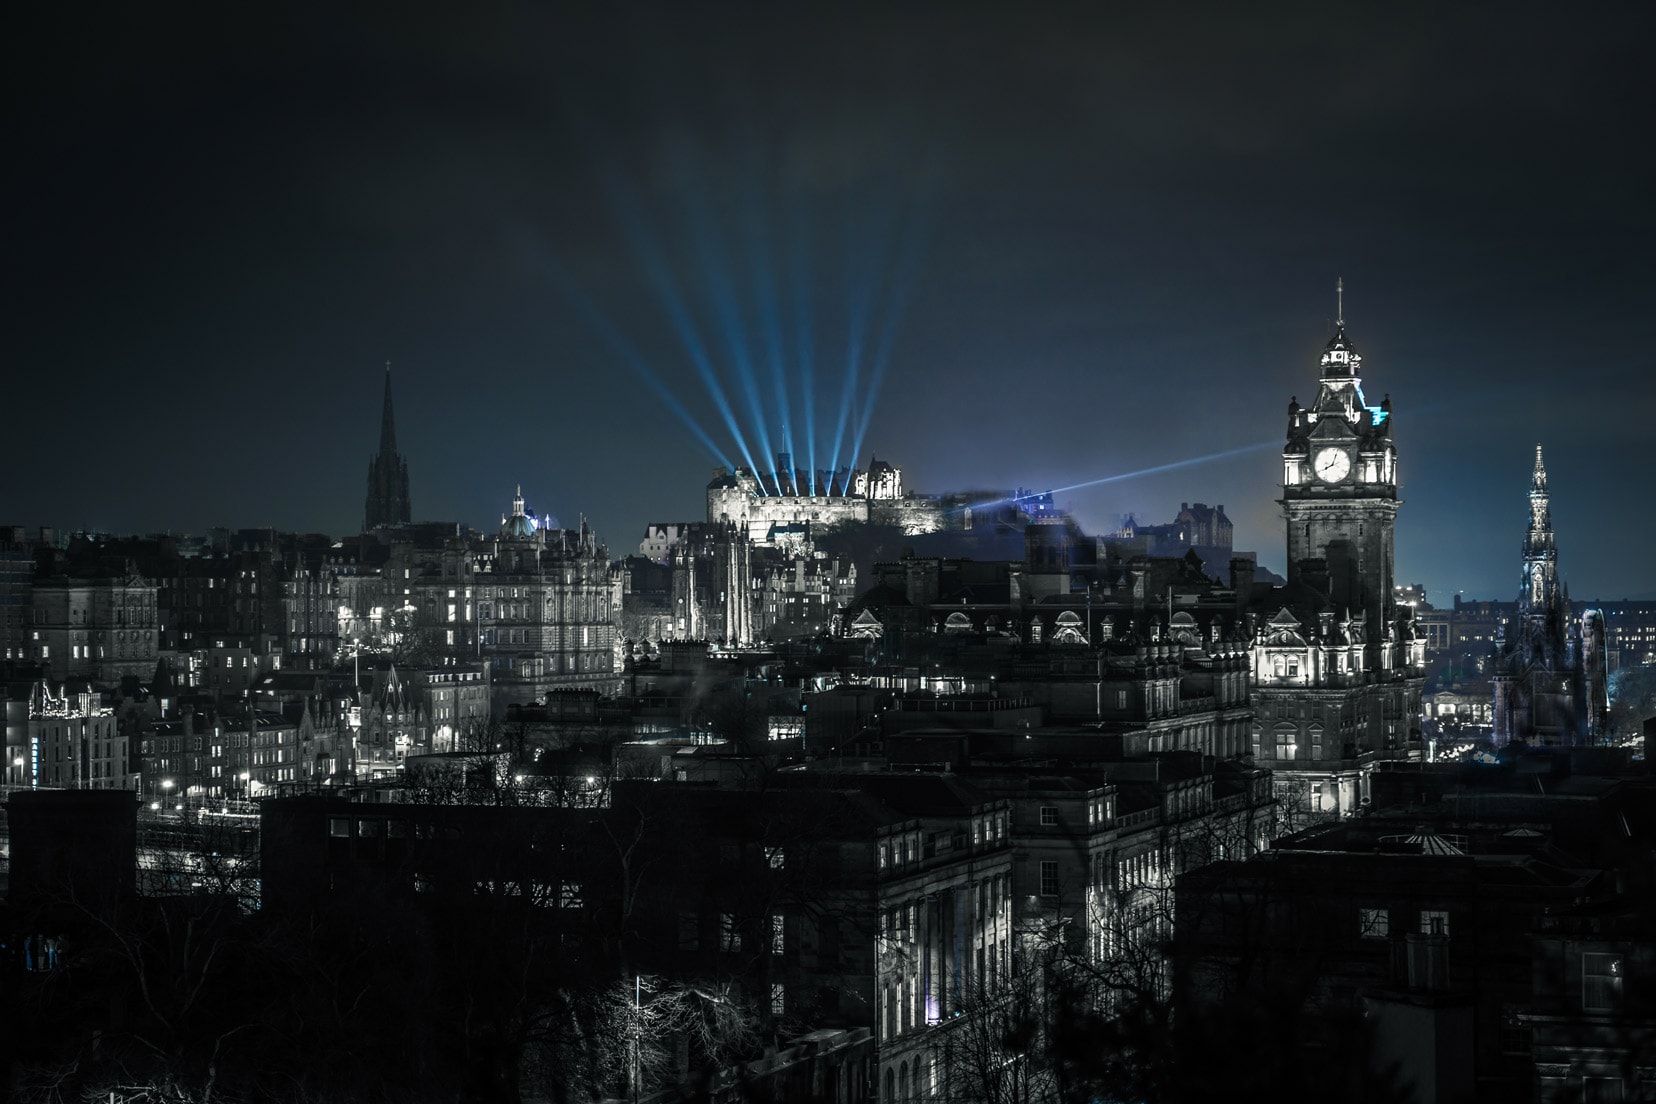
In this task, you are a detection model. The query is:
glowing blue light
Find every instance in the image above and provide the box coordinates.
[788,209,817,493]
[742,169,794,481]
[1367,407,1390,426]
[666,141,777,479]
[580,146,930,484]
[596,164,770,489]
[509,228,736,471]
[960,439,1281,513]
[848,204,928,468]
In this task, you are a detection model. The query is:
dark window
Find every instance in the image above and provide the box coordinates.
[1039,806,1058,827]
[328,817,350,838]
[1040,861,1059,897]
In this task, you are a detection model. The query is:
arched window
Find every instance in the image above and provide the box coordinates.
[898,1062,909,1103]
[883,1067,895,1103]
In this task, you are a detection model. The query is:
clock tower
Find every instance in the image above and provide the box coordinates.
[1281,279,1398,666]
[1249,281,1424,822]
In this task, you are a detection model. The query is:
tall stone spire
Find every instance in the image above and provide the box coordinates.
[1494,442,1592,745]
[364,364,412,530]
[1520,443,1557,612]
[378,362,398,456]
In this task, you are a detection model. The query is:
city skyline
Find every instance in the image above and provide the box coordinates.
[8,4,1653,605]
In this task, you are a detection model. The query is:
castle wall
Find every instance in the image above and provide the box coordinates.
[869,499,952,536]
[707,485,870,542]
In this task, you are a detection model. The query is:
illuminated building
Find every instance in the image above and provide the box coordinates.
[281,560,339,666]
[469,488,622,708]
[25,680,129,789]
[1248,286,1425,817]
[1491,446,1609,746]
[707,452,1043,546]
[0,526,34,661]
[30,575,160,684]
[363,365,412,530]
[627,522,854,646]
[1111,502,1235,560]
[756,549,857,640]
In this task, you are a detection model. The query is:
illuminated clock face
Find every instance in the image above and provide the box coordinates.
[1313,447,1351,483]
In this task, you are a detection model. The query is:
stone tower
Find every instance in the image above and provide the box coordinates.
[364,366,412,530]
[1249,281,1424,818]
[1492,446,1602,745]
[1280,279,1399,668]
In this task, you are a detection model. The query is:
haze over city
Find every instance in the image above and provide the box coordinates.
[10,7,1656,1104]
[8,4,1653,599]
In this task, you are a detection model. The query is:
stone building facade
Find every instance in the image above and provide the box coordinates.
[1249,291,1425,816]
[31,575,160,684]
[25,681,130,790]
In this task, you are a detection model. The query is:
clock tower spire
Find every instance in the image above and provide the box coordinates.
[1249,285,1424,817]
[1280,285,1400,657]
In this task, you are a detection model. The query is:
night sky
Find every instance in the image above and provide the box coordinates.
[8,3,1653,603]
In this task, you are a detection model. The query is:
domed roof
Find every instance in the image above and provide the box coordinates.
[500,485,539,540]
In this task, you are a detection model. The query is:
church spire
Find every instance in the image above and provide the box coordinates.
[365,363,412,530]
[379,362,398,456]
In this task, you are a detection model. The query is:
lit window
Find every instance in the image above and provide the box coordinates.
[772,914,785,955]
[1421,909,1450,937]
[1275,729,1296,761]
[1359,907,1389,939]
[766,846,785,870]
[1583,952,1623,1012]
[771,983,785,1015]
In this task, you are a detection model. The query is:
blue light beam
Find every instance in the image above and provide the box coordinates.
[667,140,778,481]
[960,440,1282,513]
[739,156,795,483]
[596,163,769,489]
[509,230,736,471]
[848,202,930,468]
[787,207,818,492]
